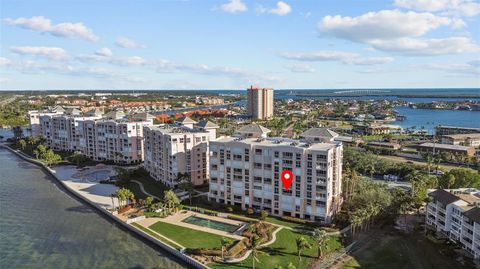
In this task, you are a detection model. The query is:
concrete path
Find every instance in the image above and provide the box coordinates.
[131,180,161,200]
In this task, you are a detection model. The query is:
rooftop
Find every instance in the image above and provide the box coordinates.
[236,124,271,134]
[418,142,474,151]
[442,133,480,140]
[146,124,209,134]
[213,136,339,150]
[299,127,338,139]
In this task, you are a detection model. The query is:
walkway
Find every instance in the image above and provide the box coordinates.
[131,180,161,200]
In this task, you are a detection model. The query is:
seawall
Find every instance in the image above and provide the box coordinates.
[0,144,209,269]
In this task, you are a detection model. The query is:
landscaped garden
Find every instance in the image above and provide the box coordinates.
[210,229,342,269]
[148,220,230,249]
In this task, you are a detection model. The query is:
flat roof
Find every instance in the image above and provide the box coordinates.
[418,142,473,151]
[213,137,338,150]
[146,125,209,134]
[442,133,480,139]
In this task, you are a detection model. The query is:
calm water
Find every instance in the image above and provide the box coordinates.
[0,149,185,269]
[393,107,480,133]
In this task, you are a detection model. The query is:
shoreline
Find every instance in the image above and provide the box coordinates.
[0,144,208,269]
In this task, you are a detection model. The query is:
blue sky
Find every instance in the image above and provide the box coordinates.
[1,0,479,90]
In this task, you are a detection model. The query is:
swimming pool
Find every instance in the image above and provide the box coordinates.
[182,215,240,233]
[84,170,111,181]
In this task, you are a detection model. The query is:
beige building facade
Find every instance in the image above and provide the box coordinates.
[247,86,274,120]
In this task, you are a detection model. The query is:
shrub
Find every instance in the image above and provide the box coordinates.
[260,210,268,220]
[227,214,258,223]
[247,207,254,215]
[281,215,309,224]
[227,206,234,212]
[228,240,247,257]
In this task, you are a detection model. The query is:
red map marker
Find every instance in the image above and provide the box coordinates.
[281,170,294,191]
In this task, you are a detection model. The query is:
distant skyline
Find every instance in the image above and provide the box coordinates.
[1,0,479,90]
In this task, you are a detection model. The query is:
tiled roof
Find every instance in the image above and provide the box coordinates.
[300,128,338,139]
[176,116,196,124]
[465,207,480,224]
[196,120,219,129]
[237,124,271,134]
[428,189,461,205]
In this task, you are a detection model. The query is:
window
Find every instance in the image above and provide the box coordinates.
[255,149,262,155]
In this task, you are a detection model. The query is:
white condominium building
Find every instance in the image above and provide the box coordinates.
[34,109,153,164]
[426,188,480,258]
[247,86,274,120]
[28,106,65,136]
[143,117,219,187]
[209,124,343,223]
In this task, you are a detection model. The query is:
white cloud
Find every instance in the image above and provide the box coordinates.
[0,57,12,66]
[4,16,98,42]
[286,64,315,73]
[319,10,454,42]
[369,37,480,55]
[257,1,292,16]
[115,37,146,49]
[423,62,480,75]
[220,0,247,13]
[349,57,395,65]
[280,50,394,65]
[394,0,480,17]
[318,9,478,56]
[95,48,113,57]
[111,56,147,66]
[10,46,69,61]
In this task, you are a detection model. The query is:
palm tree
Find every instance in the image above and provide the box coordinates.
[220,237,232,261]
[248,235,267,269]
[312,229,328,259]
[295,236,312,269]
[425,154,434,174]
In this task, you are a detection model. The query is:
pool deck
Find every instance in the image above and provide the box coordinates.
[52,165,119,209]
[136,211,245,241]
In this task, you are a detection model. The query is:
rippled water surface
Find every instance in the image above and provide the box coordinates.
[0,149,185,269]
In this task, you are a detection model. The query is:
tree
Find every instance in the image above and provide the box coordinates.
[43,149,62,166]
[220,237,232,261]
[70,151,85,166]
[313,229,328,259]
[260,210,268,221]
[438,169,480,189]
[163,190,180,213]
[145,196,154,208]
[11,126,23,140]
[178,182,195,205]
[247,235,267,269]
[18,139,26,150]
[33,144,47,159]
[25,136,36,146]
[295,236,312,269]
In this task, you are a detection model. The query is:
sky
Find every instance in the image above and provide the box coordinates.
[0,0,479,90]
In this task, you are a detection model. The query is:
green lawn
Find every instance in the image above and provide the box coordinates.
[264,217,305,229]
[124,181,148,200]
[211,229,342,269]
[148,221,229,250]
[131,223,183,250]
[133,176,168,199]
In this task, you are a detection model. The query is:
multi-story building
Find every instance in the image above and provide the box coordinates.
[440,133,480,147]
[247,86,274,120]
[143,117,218,187]
[208,124,343,223]
[35,109,153,164]
[426,188,480,258]
[27,108,64,136]
[435,126,480,136]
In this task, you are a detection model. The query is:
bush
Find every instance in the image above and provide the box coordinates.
[260,210,268,220]
[227,214,258,223]
[281,215,309,224]
[227,206,234,212]
[228,240,247,257]
[247,207,254,215]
